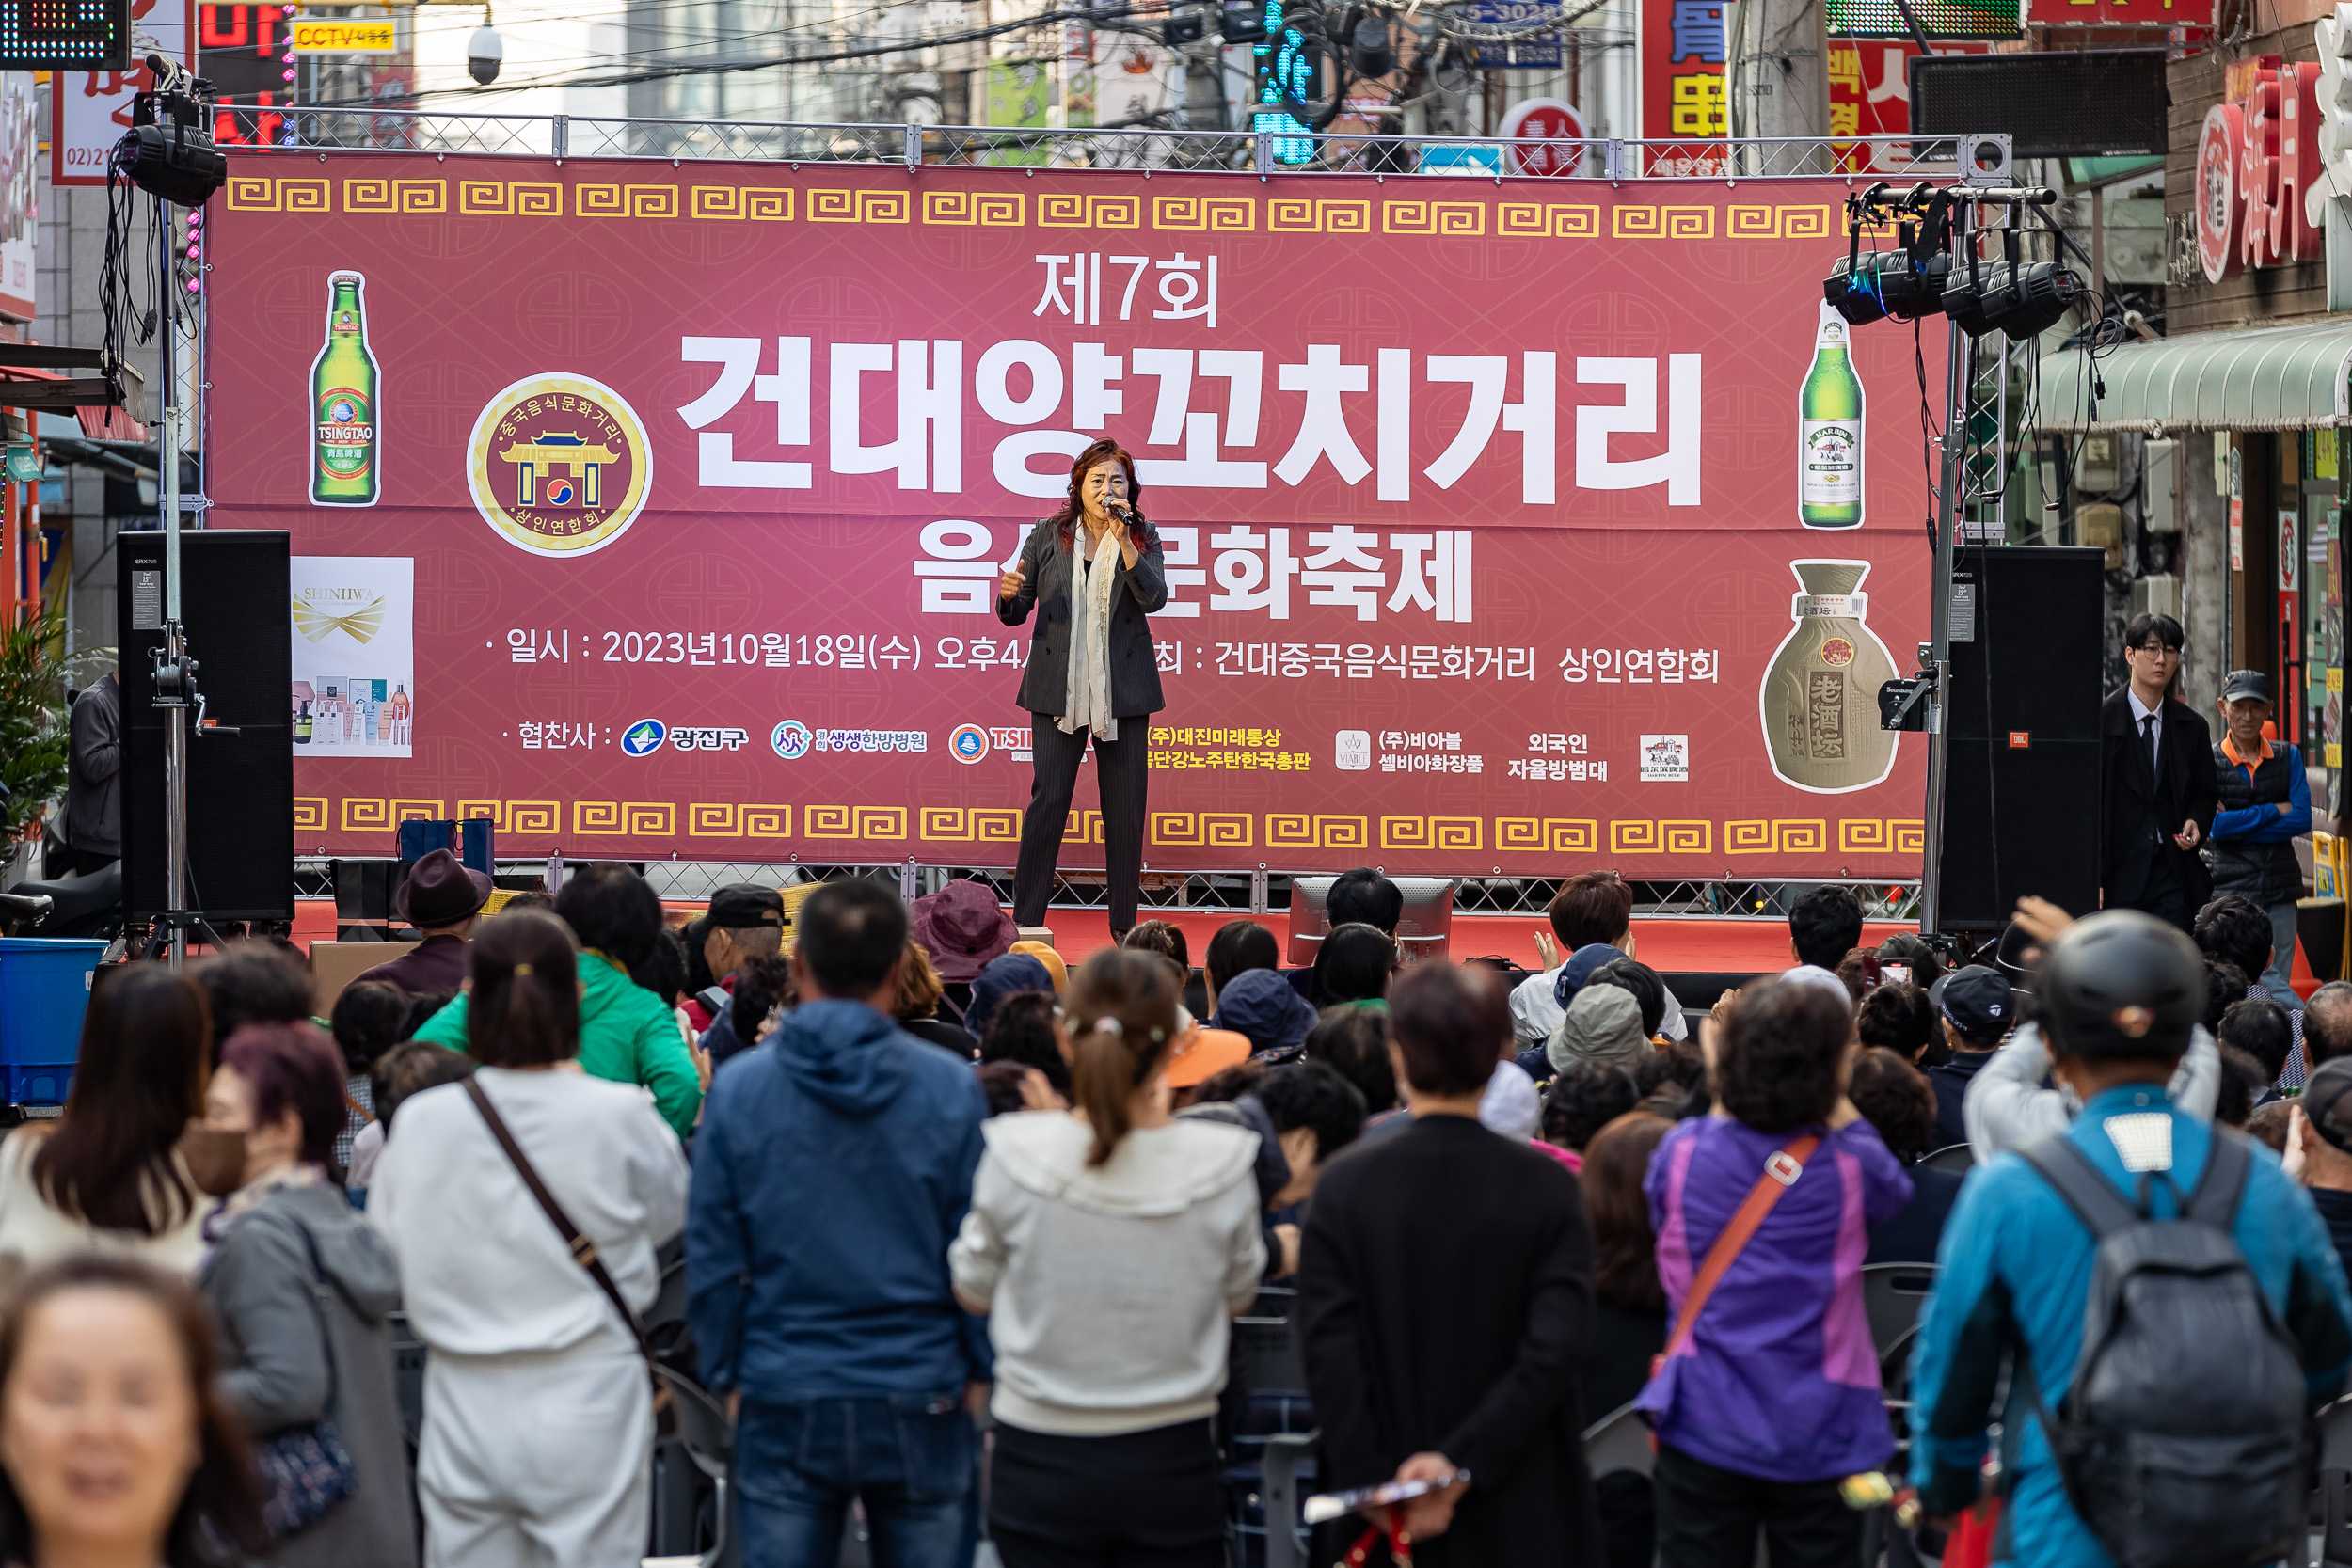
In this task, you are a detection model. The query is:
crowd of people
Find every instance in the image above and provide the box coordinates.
[0,848,2349,1568]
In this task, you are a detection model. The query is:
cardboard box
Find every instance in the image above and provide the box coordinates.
[310,941,420,1013]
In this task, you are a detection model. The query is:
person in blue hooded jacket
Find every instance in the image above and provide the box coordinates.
[1909,910,2352,1568]
[686,879,992,1568]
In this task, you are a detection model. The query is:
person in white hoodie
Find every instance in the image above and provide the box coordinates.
[950,946,1264,1568]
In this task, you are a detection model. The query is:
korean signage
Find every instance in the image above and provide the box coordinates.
[1469,0,1563,69]
[289,17,394,53]
[2198,53,2324,283]
[1826,40,1991,170]
[52,0,187,187]
[1640,0,1725,171]
[2022,0,2205,24]
[209,155,1936,877]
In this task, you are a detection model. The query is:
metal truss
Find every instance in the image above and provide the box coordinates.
[266,108,1974,182]
[293,857,1918,923]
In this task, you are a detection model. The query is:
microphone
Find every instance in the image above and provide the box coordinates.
[1105,499,1137,522]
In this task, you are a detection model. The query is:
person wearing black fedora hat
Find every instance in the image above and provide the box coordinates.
[354,848,492,996]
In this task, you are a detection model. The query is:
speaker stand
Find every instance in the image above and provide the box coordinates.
[139,908,233,962]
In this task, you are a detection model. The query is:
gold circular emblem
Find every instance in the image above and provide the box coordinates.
[466,373,652,558]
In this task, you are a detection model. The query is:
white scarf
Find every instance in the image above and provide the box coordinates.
[1060,526,1120,742]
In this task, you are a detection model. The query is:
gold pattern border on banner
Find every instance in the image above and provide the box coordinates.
[342,178,445,214]
[1152,194,1255,231]
[691,185,795,220]
[808,188,910,224]
[302,801,1923,863]
[1496,818,1600,854]
[455,180,562,216]
[1613,205,1715,240]
[1267,814,1370,850]
[1151,812,1252,847]
[919,806,1023,841]
[1497,203,1600,239]
[1383,199,1484,236]
[1269,198,1371,234]
[1040,192,1142,228]
[579,183,678,219]
[922,189,1023,226]
[1727,203,1836,240]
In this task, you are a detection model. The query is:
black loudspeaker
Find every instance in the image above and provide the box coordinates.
[119,530,294,921]
[1938,546,2106,931]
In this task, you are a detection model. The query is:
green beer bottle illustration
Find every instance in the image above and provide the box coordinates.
[310,271,379,506]
[1798,300,1863,528]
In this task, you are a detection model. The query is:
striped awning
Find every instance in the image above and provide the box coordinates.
[2034,320,2352,435]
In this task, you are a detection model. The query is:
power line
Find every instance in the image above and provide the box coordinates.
[302,3,1164,105]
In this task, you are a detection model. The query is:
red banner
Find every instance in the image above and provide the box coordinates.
[208,154,1936,878]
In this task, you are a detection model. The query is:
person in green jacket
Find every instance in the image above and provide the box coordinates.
[410,864,704,1139]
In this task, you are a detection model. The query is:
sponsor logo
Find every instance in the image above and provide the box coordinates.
[1819,637,1855,668]
[813,728,927,753]
[621,719,666,756]
[1335,730,1372,771]
[290,586,384,645]
[672,727,750,752]
[465,372,653,559]
[1639,734,1690,783]
[949,723,990,764]
[771,721,812,761]
[989,727,1028,751]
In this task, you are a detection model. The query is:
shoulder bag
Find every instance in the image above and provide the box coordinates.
[1651,1132,1822,1378]
[461,1075,660,1393]
[252,1214,358,1541]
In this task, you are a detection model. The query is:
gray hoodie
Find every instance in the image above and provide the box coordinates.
[1962,1020,2221,1163]
[199,1181,417,1568]
[950,1112,1263,1436]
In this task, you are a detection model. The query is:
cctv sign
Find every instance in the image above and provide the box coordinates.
[291,17,396,52]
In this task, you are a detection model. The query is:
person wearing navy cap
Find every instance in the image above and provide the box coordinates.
[2205,668,2313,1014]
[1923,965,2014,1151]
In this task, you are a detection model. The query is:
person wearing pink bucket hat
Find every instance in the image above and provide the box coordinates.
[912,879,1017,983]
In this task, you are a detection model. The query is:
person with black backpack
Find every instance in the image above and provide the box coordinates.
[1908,910,2352,1568]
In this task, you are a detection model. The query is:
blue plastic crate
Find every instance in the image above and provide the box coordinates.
[0,940,107,1104]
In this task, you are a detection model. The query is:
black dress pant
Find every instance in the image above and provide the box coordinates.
[988,1418,1226,1568]
[1653,1442,1863,1568]
[1013,714,1150,937]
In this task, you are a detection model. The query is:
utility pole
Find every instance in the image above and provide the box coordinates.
[1742,0,1829,140]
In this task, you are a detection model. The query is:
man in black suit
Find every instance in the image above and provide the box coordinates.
[2100,612,2220,931]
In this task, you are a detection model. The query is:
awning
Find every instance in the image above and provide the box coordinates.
[2034,320,2352,435]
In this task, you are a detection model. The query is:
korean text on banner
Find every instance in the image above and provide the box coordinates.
[208,157,1936,878]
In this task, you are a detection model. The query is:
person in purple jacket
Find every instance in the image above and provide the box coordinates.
[1637,979,1912,1568]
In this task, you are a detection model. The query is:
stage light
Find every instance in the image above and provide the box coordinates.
[1940,228,2084,338]
[1825,247,1951,325]
[1349,14,1393,77]
[113,60,226,208]
[1826,185,1955,326]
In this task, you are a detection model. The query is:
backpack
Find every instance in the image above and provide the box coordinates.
[2013,1130,2309,1568]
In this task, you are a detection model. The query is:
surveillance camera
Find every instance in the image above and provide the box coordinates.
[467,25,503,86]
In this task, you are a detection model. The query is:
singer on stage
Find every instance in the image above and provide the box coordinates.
[997,437,1168,942]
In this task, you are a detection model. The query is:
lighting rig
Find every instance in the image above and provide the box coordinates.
[110,55,230,965]
[1830,172,2079,942]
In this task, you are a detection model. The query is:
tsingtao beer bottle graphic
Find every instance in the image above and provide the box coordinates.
[310,271,379,506]
[1798,301,1864,528]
